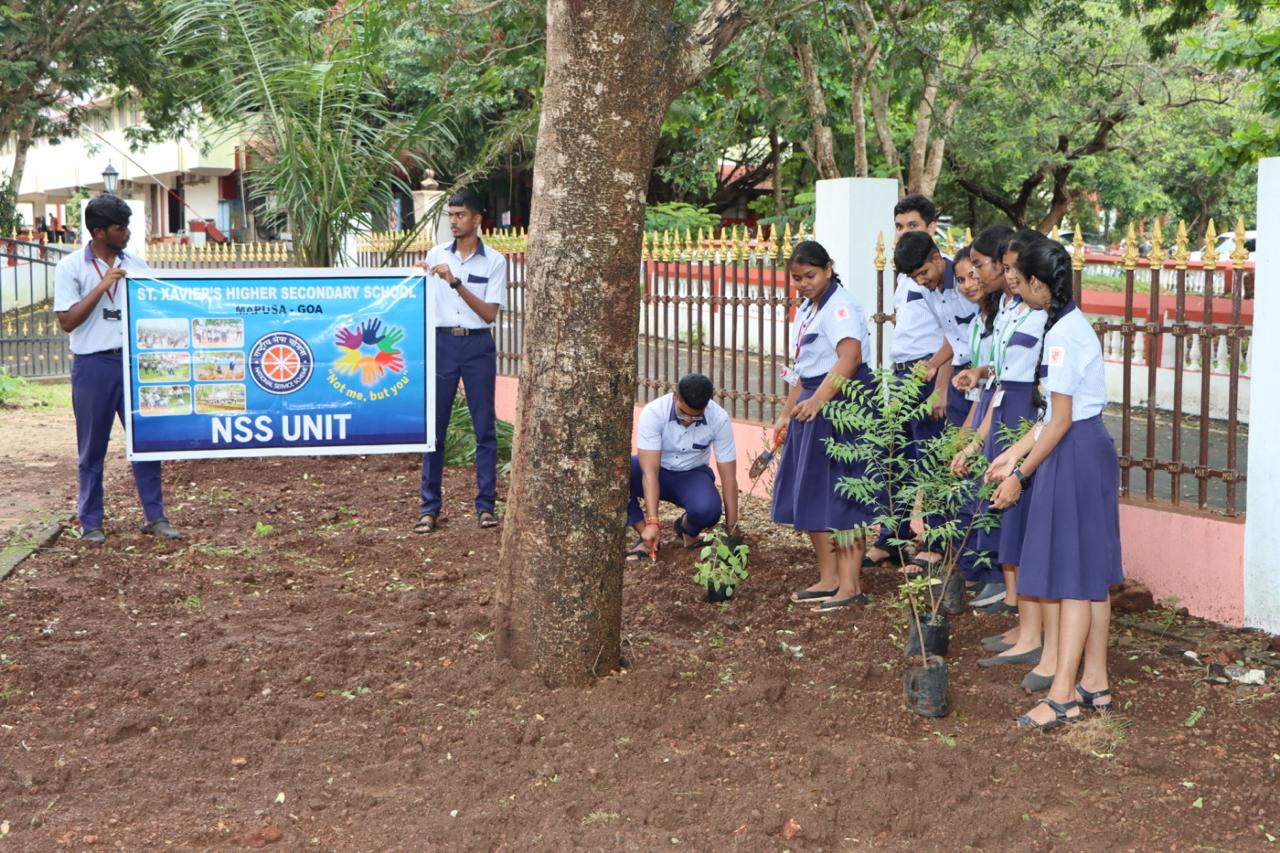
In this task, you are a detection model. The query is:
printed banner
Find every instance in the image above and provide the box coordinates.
[122,268,435,461]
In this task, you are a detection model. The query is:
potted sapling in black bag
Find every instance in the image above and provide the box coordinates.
[692,527,748,603]
[898,573,950,717]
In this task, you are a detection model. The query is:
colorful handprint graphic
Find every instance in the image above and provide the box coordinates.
[334,318,408,387]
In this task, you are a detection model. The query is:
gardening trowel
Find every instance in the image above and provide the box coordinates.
[748,425,788,482]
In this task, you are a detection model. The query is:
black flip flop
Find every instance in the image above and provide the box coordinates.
[810,593,869,612]
[414,513,437,534]
[790,587,837,603]
[477,510,499,529]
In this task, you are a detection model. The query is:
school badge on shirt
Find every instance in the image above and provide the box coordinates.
[834,306,849,321]
[1048,346,1066,367]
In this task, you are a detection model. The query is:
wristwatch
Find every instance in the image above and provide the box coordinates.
[1012,467,1028,484]
[449,275,462,289]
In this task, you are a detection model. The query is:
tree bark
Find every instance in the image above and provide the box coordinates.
[792,33,840,180]
[868,82,902,190]
[770,126,785,220]
[495,0,743,688]
[905,62,939,195]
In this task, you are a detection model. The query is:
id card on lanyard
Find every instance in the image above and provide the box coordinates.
[91,257,123,321]
[781,298,823,386]
[987,306,1032,391]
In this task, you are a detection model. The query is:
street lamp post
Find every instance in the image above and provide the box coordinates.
[101,162,119,195]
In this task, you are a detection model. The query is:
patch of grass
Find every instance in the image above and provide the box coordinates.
[193,543,257,557]
[174,594,203,611]
[254,521,274,537]
[1062,713,1133,757]
[581,810,621,827]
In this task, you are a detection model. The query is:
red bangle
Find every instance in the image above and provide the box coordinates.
[644,518,660,527]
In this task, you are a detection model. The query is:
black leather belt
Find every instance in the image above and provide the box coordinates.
[91,348,123,355]
[893,357,928,372]
[437,327,490,336]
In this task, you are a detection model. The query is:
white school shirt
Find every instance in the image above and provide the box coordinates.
[890,271,945,363]
[791,281,870,380]
[426,239,507,329]
[53,244,152,355]
[928,260,976,366]
[990,298,1047,384]
[636,393,737,471]
[1041,304,1107,421]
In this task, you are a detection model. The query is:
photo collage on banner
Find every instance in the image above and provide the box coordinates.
[121,269,435,461]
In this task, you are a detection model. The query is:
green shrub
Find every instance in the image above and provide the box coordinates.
[444,394,514,475]
[644,202,721,234]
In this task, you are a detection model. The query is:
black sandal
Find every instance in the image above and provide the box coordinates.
[477,510,499,529]
[863,547,901,568]
[1075,683,1113,711]
[672,514,706,550]
[624,537,651,563]
[1016,697,1081,731]
[414,513,437,534]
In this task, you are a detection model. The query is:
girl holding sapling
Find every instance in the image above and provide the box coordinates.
[771,241,877,612]
[951,230,1059,691]
[985,239,1122,730]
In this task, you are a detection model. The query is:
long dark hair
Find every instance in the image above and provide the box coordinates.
[1015,240,1074,414]
[972,226,1013,332]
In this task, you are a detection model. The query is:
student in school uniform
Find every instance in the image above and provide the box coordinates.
[864,195,952,568]
[626,373,739,562]
[951,230,1058,687]
[771,241,878,612]
[52,194,182,544]
[417,190,508,534]
[986,238,1122,730]
[950,227,1012,596]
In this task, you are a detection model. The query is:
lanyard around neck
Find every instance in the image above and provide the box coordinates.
[90,256,119,304]
[991,306,1033,386]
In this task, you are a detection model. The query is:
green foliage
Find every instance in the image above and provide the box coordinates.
[692,527,749,595]
[751,190,814,232]
[254,520,274,537]
[155,0,453,266]
[0,176,21,237]
[644,202,721,234]
[0,367,28,405]
[444,394,514,476]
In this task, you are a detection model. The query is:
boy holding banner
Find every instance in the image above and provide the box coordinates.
[416,191,507,533]
[53,195,182,544]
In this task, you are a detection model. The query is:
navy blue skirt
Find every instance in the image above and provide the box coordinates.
[1019,415,1124,600]
[945,363,972,427]
[772,366,879,532]
[974,381,1038,565]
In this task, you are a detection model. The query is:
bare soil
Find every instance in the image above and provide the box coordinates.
[1,452,1278,851]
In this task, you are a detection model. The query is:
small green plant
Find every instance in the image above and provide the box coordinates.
[174,594,203,611]
[691,527,749,596]
[581,810,621,828]
[895,573,942,668]
[254,521,274,537]
[444,394,514,475]
[1185,706,1206,728]
[0,367,28,405]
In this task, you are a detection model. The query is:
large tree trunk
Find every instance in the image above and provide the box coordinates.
[495,0,743,688]
[905,64,940,195]
[868,82,902,191]
[792,34,840,180]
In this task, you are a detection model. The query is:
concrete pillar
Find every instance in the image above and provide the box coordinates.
[1244,156,1280,635]
[814,178,899,366]
[412,171,453,249]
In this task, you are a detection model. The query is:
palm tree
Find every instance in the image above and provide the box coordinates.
[157,0,451,266]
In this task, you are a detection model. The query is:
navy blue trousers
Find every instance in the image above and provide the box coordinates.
[71,351,165,530]
[420,330,498,515]
[626,457,721,535]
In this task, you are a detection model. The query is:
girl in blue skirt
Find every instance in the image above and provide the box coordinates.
[952,231,1056,687]
[987,238,1122,730]
[772,241,877,612]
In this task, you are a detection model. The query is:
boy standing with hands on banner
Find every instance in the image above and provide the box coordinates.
[416,190,507,534]
[53,194,182,544]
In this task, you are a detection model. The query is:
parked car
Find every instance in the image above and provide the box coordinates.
[1056,229,1108,255]
[1190,230,1256,263]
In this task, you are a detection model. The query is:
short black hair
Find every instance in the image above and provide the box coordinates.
[677,373,714,411]
[84,194,132,237]
[893,230,939,275]
[447,190,484,215]
[893,194,937,225]
[953,245,971,264]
